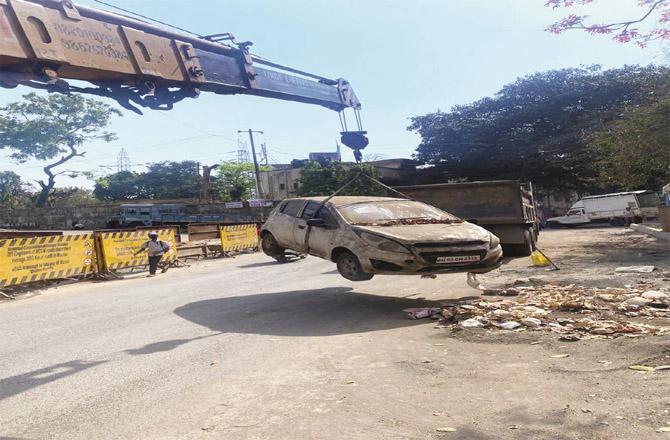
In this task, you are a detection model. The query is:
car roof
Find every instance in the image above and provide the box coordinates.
[285,196,408,206]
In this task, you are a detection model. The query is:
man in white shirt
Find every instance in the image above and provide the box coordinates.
[135,231,171,276]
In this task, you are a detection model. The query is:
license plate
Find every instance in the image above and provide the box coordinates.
[436,255,480,264]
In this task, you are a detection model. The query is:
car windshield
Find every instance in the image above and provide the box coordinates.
[336,200,462,226]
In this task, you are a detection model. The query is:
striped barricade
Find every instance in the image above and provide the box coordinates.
[0,234,96,288]
[219,224,258,252]
[99,229,177,271]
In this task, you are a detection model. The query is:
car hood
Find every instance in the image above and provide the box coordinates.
[354,221,491,244]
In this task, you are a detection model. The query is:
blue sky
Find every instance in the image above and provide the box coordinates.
[1,0,663,188]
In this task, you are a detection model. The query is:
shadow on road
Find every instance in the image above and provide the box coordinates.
[0,360,106,401]
[123,334,213,355]
[174,287,443,337]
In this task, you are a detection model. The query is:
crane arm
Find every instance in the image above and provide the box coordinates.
[0,0,362,116]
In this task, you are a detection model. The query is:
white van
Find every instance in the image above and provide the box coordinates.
[547,190,659,228]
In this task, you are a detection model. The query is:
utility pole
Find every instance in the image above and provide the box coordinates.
[238,129,263,198]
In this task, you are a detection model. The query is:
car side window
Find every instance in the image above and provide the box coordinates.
[317,206,338,227]
[301,201,321,219]
[281,200,304,217]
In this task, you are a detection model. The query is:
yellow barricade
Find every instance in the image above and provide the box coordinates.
[0,234,96,287]
[99,229,177,271]
[219,224,258,252]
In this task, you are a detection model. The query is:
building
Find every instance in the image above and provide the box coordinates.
[260,164,302,200]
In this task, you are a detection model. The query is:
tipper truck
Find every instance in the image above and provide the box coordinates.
[394,181,539,256]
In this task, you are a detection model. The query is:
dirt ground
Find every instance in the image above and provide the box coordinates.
[437,226,670,439]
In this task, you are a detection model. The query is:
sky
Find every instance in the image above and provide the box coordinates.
[0,0,665,189]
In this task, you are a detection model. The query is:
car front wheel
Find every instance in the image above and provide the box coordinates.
[336,252,374,281]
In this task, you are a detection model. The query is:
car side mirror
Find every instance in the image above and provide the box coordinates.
[307,218,326,227]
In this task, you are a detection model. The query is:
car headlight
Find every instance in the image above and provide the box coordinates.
[489,233,500,248]
[359,232,411,254]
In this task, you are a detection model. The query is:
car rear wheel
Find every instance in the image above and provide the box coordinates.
[261,233,284,257]
[336,252,373,281]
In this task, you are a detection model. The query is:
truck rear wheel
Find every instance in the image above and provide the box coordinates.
[509,229,533,257]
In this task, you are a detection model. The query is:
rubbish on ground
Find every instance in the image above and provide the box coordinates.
[431,281,669,340]
[551,354,570,358]
[498,321,522,330]
[403,307,442,319]
[508,424,520,430]
[531,250,551,267]
[460,318,484,328]
[654,365,670,371]
[615,266,656,273]
[642,290,668,300]
[521,317,542,328]
[629,365,655,372]
[657,427,670,432]
[436,427,457,432]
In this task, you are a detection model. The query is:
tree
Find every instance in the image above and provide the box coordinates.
[591,95,670,190]
[546,0,670,47]
[0,171,29,208]
[214,161,257,201]
[298,161,385,197]
[139,161,200,199]
[0,93,120,207]
[47,187,98,207]
[408,65,670,192]
[94,171,145,201]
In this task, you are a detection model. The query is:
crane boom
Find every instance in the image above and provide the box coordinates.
[0,0,362,117]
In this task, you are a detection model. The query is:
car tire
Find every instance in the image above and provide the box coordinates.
[261,233,284,257]
[336,252,374,281]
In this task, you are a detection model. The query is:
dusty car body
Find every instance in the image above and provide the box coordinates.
[260,196,503,281]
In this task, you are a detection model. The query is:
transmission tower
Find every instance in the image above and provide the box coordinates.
[236,138,250,163]
[116,148,130,172]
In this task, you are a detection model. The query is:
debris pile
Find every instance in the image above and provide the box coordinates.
[429,283,670,339]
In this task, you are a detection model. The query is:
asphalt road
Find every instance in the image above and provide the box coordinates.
[1,230,669,440]
[0,252,481,440]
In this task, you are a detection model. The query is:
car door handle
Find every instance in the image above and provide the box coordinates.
[297,224,306,229]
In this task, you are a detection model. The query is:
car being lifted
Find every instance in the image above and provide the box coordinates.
[260,196,503,281]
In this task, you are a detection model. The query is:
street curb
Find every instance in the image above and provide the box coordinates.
[631,223,670,242]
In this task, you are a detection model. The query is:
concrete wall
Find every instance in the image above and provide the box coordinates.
[0,202,276,230]
[0,204,119,230]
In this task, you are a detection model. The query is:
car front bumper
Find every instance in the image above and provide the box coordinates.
[359,244,503,275]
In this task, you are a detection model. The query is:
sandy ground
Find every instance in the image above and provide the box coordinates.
[0,226,669,440]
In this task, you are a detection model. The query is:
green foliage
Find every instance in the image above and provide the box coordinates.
[408,65,670,191]
[94,161,200,200]
[213,161,262,201]
[0,92,120,206]
[297,161,385,197]
[140,161,200,199]
[94,171,146,201]
[0,170,29,208]
[591,96,670,191]
[47,187,98,207]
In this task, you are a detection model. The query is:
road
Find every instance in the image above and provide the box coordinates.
[1,228,669,440]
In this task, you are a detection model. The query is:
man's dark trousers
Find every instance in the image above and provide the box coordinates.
[148,255,162,275]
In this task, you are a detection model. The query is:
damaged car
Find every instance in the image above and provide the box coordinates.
[260,196,503,281]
